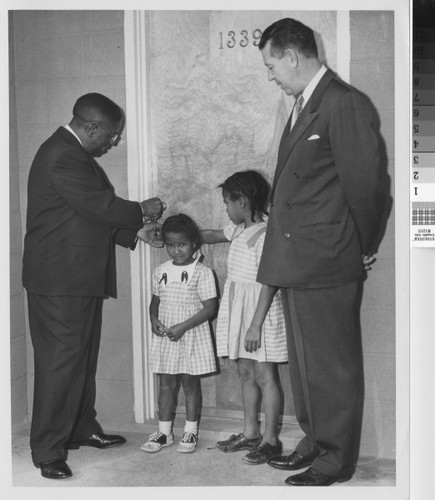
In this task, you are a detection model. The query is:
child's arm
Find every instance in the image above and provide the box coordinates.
[200,229,228,244]
[165,297,218,342]
[244,285,279,352]
[149,294,167,336]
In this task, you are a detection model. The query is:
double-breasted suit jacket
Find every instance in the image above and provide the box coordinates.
[257,69,386,477]
[258,69,385,288]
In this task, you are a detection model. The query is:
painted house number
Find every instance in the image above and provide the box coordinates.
[219,29,263,49]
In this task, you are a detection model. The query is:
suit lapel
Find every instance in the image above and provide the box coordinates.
[91,158,114,192]
[271,69,337,195]
[273,111,318,186]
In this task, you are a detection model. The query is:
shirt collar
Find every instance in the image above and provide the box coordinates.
[299,64,327,110]
[64,124,83,147]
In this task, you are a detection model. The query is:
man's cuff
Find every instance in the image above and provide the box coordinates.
[139,202,147,222]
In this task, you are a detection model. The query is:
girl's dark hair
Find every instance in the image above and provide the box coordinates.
[219,170,270,222]
[161,214,201,250]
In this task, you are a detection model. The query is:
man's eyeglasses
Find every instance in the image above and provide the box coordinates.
[97,121,121,146]
[74,113,121,145]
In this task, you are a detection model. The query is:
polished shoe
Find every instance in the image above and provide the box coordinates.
[215,433,262,453]
[38,459,72,479]
[267,450,317,470]
[242,440,283,465]
[285,467,353,486]
[66,431,126,450]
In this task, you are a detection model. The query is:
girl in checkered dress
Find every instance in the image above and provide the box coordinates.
[141,214,218,454]
[201,170,287,466]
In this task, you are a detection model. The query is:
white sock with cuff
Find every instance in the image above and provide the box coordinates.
[184,420,198,435]
[158,420,173,437]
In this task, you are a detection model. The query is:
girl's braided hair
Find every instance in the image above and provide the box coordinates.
[219,170,270,222]
[161,214,201,251]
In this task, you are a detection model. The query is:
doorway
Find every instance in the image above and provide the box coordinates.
[124,9,344,424]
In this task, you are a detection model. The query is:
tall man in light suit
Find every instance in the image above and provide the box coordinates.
[23,93,165,479]
[256,19,386,486]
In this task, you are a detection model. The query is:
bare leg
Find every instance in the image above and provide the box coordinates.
[158,374,180,421]
[180,374,202,422]
[253,361,280,446]
[237,358,261,439]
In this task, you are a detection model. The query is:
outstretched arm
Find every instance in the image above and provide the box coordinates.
[244,285,278,352]
[200,229,228,244]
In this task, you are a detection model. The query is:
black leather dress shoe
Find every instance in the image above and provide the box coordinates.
[38,459,72,479]
[267,450,317,470]
[285,467,353,486]
[66,431,127,450]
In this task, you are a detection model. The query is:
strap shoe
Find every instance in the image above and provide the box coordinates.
[242,440,283,465]
[215,433,262,453]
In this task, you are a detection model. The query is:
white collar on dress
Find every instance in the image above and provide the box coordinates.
[159,252,201,286]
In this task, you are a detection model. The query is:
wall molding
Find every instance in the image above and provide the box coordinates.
[337,10,350,83]
[124,10,155,422]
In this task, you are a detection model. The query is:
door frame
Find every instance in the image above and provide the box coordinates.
[124,10,155,422]
[124,9,351,423]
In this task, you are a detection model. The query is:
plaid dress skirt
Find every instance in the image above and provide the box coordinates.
[150,262,217,375]
[216,221,287,362]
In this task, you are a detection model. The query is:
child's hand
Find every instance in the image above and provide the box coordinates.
[151,319,167,337]
[165,324,186,342]
[244,325,261,352]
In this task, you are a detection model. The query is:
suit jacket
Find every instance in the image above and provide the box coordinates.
[257,69,385,288]
[23,126,143,298]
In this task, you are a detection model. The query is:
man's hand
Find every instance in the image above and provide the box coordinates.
[137,223,163,247]
[363,253,377,271]
[140,198,166,220]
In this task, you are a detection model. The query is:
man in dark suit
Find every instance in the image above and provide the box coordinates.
[256,19,386,486]
[22,93,165,479]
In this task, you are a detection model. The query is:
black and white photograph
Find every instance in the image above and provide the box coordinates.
[2,0,423,499]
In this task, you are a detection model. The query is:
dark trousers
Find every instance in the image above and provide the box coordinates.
[281,281,364,477]
[27,293,104,464]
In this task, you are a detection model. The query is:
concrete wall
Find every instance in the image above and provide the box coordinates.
[9,10,396,459]
[10,10,135,426]
[9,15,28,429]
[350,11,396,459]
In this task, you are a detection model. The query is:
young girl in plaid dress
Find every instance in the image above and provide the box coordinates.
[141,214,218,454]
[201,170,287,465]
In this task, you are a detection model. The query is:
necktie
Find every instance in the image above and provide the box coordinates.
[290,95,304,130]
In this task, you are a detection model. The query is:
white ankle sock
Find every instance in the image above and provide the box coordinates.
[158,420,172,436]
[184,420,198,435]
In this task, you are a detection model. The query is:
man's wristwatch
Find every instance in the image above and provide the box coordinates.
[139,201,148,223]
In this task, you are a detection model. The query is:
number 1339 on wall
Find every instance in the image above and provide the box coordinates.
[219,29,263,49]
